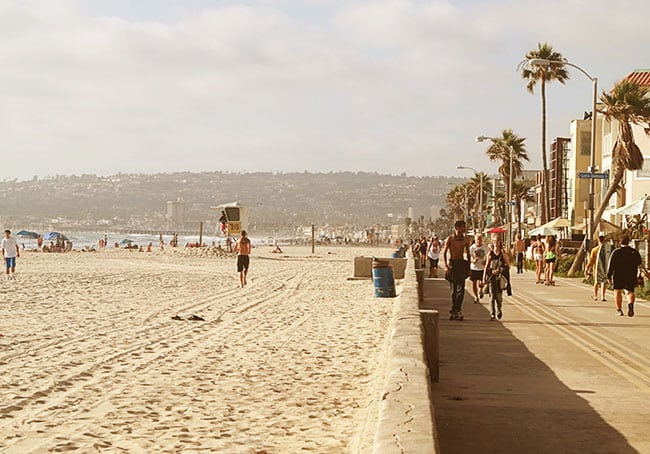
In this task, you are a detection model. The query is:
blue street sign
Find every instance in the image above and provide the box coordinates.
[578,172,608,179]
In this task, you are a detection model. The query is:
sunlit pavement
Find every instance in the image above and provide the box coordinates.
[422,269,650,453]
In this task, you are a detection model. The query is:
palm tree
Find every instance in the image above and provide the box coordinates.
[518,43,569,224]
[511,180,535,236]
[489,190,506,226]
[470,172,491,231]
[568,79,650,275]
[446,185,467,223]
[483,129,529,208]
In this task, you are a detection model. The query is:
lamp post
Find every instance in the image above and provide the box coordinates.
[476,135,514,250]
[528,58,598,249]
[457,165,483,233]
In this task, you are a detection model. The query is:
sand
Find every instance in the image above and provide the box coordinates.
[0,245,396,453]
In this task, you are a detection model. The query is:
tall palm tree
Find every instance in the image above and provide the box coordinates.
[568,79,650,275]
[446,186,465,222]
[484,129,529,205]
[518,43,569,224]
[470,172,491,231]
[511,180,535,236]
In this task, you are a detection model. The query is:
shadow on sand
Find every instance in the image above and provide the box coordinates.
[421,276,636,454]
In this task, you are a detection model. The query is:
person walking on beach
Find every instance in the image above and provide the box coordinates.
[443,220,471,321]
[469,234,489,304]
[531,235,545,284]
[606,234,641,317]
[586,233,610,302]
[483,235,510,320]
[233,230,252,288]
[513,233,526,274]
[426,235,442,278]
[2,229,20,280]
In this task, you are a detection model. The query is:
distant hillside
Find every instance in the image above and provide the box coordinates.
[0,171,462,233]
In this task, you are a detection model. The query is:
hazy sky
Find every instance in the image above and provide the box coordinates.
[1,0,649,181]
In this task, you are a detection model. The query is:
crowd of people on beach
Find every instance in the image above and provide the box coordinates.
[406,221,643,321]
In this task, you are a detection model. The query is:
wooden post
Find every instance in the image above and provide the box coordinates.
[199,222,203,246]
[420,309,439,382]
[311,224,315,254]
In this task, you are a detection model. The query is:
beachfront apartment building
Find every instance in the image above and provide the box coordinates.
[599,70,650,224]
[526,68,650,235]
[566,117,603,230]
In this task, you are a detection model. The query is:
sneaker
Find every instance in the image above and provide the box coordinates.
[616,309,624,316]
[490,314,496,321]
[474,298,479,304]
[628,303,634,317]
[497,310,502,320]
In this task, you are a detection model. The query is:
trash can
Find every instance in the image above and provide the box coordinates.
[372,259,396,297]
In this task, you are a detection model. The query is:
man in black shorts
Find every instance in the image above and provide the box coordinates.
[606,234,641,317]
[233,230,251,287]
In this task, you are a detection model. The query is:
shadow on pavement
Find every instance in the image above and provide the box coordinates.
[421,276,636,454]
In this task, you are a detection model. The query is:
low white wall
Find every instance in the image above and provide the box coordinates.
[372,257,439,453]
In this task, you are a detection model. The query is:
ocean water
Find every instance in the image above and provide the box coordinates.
[23,232,275,249]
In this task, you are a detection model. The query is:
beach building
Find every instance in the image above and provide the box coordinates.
[166,195,186,229]
[566,116,604,229]
[601,70,650,225]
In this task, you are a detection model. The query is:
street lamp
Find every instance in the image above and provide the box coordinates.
[457,165,483,233]
[528,58,598,248]
[476,135,514,250]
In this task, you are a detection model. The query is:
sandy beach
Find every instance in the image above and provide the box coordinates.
[0,245,396,453]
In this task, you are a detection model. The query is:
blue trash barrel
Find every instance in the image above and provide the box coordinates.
[373,260,396,297]
[391,251,400,258]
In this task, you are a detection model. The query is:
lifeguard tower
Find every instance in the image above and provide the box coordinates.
[212,202,248,238]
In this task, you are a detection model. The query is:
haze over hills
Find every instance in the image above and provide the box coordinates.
[0,172,462,235]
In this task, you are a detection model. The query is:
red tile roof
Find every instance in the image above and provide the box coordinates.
[624,69,650,86]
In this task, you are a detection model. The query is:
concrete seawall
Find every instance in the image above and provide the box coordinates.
[372,258,439,453]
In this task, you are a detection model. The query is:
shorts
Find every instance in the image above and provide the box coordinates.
[237,255,250,272]
[534,253,543,261]
[613,278,636,293]
[469,269,484,281]
[428,258,439,268]
[545,257,556,264]
[5,257,16,269]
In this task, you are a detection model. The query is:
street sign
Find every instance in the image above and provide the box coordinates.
[578,172,608,179]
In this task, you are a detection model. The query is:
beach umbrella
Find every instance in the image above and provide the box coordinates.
[485,225,506,234]
[540,217,571,229]
[528,226,561,237]
[44,231,68,241]
[16,230,39,239]
[120,238,135,245]
[571,219,621,233]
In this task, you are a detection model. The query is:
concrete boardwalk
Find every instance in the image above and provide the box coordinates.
[422,268,650,453]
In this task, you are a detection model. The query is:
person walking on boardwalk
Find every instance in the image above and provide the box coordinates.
[233,230,252,288]
[513,233,526,274]
[443,220,471,321]
[586,233,611,302]
[483,235,510,320]
[531,235,546,284]
[544,235,559,286]
[1,229,20,280]
[606,234,641,317]
[469,234,489,304]
[426,235,442,278]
